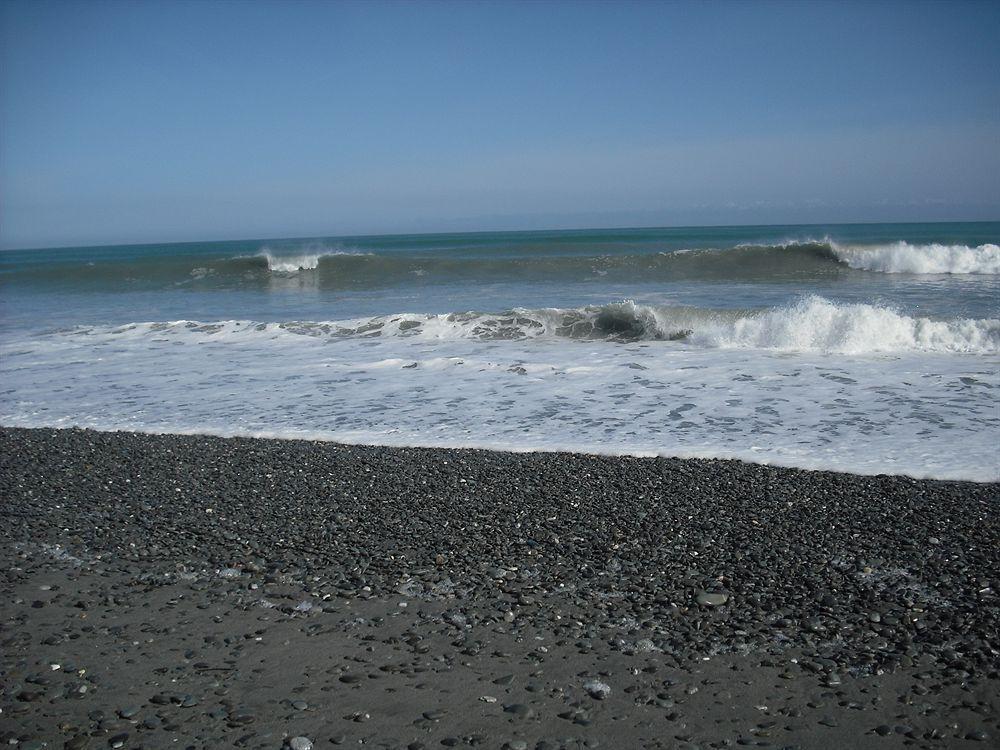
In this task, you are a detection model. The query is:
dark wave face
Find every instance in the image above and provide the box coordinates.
[4,222,997,295]
[0,242,905,292]
[36,297,1000,353]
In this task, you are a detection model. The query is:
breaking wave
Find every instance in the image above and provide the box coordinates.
[5,239,999,290]
[688,296,999,354]
[253,248,373,273]
[260,251,325,273]
[830,241,1000,275]
[53,297,999,355]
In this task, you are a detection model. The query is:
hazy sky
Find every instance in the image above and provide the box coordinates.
[2,0,998,249]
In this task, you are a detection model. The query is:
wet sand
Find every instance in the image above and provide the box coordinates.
[1,427,997,749]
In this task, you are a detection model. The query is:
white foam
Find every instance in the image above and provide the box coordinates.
[263,251,324,273]
[689,296,999,354]
[39,297,1000,356]
[3,325,997,481]
[253,246,372,273]
[831,241,1000,275]
[5,316,999,481]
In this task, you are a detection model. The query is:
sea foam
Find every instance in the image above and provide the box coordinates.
[262,251,325,273]
[689,296,999,354]
[4,307,998,481]
[42,297,1000,355]
[255,247,371,273]
[831,241,1000,275]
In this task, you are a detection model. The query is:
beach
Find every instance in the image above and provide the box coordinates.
[2,426,997,749]
[3,1,999,747]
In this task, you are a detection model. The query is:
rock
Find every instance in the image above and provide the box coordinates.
[502,703,535,719]
[228,711,255,725]
[633,638,656,653]
[696,590,730,607]
[583,679,612,699]
[288,737,313,750]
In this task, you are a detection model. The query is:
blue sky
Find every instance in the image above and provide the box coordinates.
[1,0,998,248]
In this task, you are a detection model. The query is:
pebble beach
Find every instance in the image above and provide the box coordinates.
[4,3,1000,748]
[1,426,997,750]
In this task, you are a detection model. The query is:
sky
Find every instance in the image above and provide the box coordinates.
[1,0,998,249]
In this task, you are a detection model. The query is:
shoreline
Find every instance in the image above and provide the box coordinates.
[1,422,995,484]
[2,426,997,749]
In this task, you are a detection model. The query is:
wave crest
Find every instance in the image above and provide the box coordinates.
[831,241,1000,274]
[252,247,373,274]
[262,251,324,273]
[56,297,1000,355]
[690,296,999,354]
[8,236,1000,290]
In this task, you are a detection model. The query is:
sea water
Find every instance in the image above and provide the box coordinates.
[1,222,997,481]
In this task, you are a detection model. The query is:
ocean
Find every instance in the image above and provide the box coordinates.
[1,222,997,481]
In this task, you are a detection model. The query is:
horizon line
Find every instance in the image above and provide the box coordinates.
[3,217,998,254]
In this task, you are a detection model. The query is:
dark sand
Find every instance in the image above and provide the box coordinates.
[1,426,997,750]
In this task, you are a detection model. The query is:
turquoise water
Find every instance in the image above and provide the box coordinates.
[2,222,998,325]
[1,222,998,479]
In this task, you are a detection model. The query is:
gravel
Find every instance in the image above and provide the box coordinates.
[1,426,997,749]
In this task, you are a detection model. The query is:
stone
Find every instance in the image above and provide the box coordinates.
[503,703,535,719]
[583,679,612,700]
[696,591,730,607]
